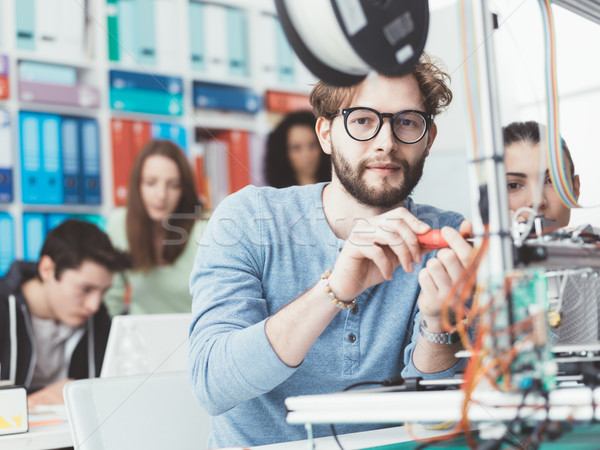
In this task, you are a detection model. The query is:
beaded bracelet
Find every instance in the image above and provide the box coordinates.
[320,270,357,310]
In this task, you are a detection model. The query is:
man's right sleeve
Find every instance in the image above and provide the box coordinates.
[188,187,297,416]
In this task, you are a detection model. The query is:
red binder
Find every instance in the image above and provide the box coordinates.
[265,90,311,114]
[110,118,134,206]
[0,76,9,99]
[111,119,152,206]
[217,130,250,194]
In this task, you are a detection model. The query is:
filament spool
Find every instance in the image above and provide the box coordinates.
[274,0,430,86]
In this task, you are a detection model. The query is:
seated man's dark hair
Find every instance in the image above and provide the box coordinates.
[40,219,133,280]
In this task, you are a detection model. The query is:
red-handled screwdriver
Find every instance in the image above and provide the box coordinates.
[417,229,472,249]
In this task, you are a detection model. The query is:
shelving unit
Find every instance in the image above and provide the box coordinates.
[0,0,317,274]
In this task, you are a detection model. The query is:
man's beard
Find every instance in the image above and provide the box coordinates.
[331,143,427,209]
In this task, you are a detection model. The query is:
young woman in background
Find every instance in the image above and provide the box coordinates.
[105,140,206,315]
[503,120,579,228]
[264,110,331,188]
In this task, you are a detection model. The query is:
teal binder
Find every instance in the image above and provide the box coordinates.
[110,87,183,116]
[23,213,46,261]
[275,19,295,83]
[46,213,71,231]
[152,122,187,152]
[0,212,14,276]
[16,0,36,50]
[226,7,248,78]
[107,0,120,61]
[189,1,205,72]
[136,0,156,66]
[117,0,138,65]
[40,114,64,204]
[20,112,43,204]
[18,61,78,85]
[75,214,107,231]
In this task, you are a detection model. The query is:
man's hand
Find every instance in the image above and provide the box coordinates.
[417,220,474,333]
[328,207,431,301]
[27,379,73,409]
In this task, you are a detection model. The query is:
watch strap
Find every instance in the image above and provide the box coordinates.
[419,318,460,345]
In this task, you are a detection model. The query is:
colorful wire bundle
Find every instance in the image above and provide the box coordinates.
[537,0,581,208]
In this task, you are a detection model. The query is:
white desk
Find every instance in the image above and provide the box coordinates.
[0,405,72,450]
[3,423,440,450]
[0,422,71,450]
[254,425,451,450]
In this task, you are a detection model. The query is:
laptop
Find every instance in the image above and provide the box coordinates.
[100,313,192,378]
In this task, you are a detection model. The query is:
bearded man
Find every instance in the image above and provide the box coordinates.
[189,53,473,448]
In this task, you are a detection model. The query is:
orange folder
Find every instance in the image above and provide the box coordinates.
[265,90,311,114]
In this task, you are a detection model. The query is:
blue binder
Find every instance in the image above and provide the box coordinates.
[80,118,102,205]
[189,1,205,72]
[226,7,248,77]
[19,112,43,204]
[40,114,64,204]
[16,0,36,50]
[61,117,83,204]
[0,110,12,203]
[22,213,46,261]
[0,212,14,276]
[136,0,156,66]
[193,82,260,113]
[152,122,187,152]
[0,167,13,202]
[46,213,72,231]
[110,70,183,95]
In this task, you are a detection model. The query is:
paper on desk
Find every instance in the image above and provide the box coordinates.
[28,404,68,427]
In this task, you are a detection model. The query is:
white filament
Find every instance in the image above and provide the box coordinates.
[283,0,369,76]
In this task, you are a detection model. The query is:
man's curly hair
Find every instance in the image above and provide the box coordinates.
[309,52,452,119]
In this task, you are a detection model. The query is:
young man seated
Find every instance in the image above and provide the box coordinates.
[0,219,132,408]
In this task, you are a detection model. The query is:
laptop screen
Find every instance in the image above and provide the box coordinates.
[100,313,192,378]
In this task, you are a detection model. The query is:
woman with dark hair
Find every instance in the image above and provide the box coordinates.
[264,110,331,188]
[503,120,579,227]
[104,140,206,315]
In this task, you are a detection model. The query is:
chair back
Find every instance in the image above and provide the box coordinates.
[64,371,210,450]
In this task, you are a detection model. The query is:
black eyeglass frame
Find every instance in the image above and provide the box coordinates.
[329,107,432,144]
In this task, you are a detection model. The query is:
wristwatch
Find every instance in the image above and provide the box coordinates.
[419,318,460,345]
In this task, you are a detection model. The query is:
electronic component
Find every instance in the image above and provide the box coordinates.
[515,222,600,269]
[492,269,557,392]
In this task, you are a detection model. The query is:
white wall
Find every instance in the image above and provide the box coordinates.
[412,2,474,220]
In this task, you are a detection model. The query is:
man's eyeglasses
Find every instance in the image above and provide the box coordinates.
[329,107,431,144]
